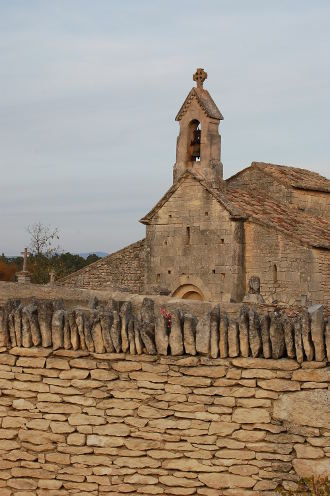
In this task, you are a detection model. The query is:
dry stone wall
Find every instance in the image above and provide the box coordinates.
[0,293,329,494]
[0,348,329,496]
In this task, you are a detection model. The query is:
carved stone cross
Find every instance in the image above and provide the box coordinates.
[20,247,30,272]
[193,68,207,89]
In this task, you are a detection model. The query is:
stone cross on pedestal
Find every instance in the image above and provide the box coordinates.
[193,68,207,89]
[17,247,31,284]
[20,247,30,272]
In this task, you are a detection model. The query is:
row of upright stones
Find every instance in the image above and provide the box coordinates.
[0,298,329,362]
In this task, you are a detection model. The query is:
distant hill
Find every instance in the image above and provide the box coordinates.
[78,252,108,259]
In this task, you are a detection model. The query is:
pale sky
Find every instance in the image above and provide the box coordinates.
[1,1,329,255]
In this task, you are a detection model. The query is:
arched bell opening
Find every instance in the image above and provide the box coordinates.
[187,119,201,162]
[172,283,204,301]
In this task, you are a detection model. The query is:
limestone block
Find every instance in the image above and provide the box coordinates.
[273,389,330,428]
[8,312,16,347]
[110,311,121,353]
[123,318,133,354]
[75,310,87,351]
[134,319,143,355]
[309,304,326,361]
[14,305,22,347]
[270,312,285,359]
[209,422,240,436]
[198,473,255,489]
[283,316,295,359]
[301,310,314,361]
[120,301,132,353]
[91,315,105,354]
[294,444,324,459]
[239,307,249,357]
[24,304,41,347]
[100,311,115,353]
[196,312,211,356]
[293,458,330,477]
[83,317,95,353]
[232,407,270,424]
[260,314,271,358]
[155,315,169,355]
[0,307,9,348]
[210,305,220,359]
[63,312,72,350]
[68,311,79,351]
[51,309,64,350]
[183,314,197,356]
[219,313,229,358]
[21,307,32,348]
[232,358,299,370]
[38,300,53,348]
[294,318,304,363]
[228,319,239,357]
[326,318,330,362]
[169,310,184,356]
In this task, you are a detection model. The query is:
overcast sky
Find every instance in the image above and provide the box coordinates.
[1,1,329,255]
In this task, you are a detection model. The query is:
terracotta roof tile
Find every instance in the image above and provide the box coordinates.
[227,187,330,249]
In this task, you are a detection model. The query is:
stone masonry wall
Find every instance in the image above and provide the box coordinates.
[0,349,329,496]
[59,240,145,293]
[145,177,244,302]
[244,221,330,308]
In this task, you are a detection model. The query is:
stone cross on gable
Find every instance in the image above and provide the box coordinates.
[193,68,207,89]
[20,247,30,272]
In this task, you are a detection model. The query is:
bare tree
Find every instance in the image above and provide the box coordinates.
[27,222,60,257]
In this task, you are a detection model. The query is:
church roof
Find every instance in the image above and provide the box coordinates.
[141,170,330,250]
[227,161,330,193]
[175,88,224,121]
[226,187,330,250]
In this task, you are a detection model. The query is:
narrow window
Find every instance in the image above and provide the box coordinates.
[168,270,171,275]
[212,269,216,274]
[185,226,190,245]
[220,238,224,244]
[205,211,208,216]
[273,264,278,283]
[169,214,172,219]
[164,240,168,246]
[156,274,160,282]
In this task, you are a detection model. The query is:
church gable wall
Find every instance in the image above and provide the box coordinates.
[145,177,244,301]
[245,221,329,307]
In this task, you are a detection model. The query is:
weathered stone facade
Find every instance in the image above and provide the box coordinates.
[60,69,330,310]
[59,240,145,293]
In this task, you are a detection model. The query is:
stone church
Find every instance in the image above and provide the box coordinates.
[60,69,330,308]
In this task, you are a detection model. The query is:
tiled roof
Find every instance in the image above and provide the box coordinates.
[227,187,330,249]
[176,88,224,121]
[228,162,330,193]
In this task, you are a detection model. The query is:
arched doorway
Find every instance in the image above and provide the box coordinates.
[172,284,204,301]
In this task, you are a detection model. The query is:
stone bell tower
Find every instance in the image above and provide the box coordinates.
[173,68,224,188]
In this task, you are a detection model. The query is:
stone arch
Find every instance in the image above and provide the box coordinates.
[172,284,204,301]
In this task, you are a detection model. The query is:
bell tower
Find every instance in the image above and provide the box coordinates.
[173,68,224,188]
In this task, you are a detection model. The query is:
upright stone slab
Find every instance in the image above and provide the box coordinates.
[21,308,32,348]
[294,318,304,363]
[63,312,72,350]
[260,314,271,358]
[249,310,261,358]
[228,318,239,357]
[110,311,121,353]
[91,312,105,354]
[52,309,64,351]
[301,310,314,361]
[196,312,211,355]
[14,305,22,347]
[38,300,53,348]
[155,315,169,356]
[127,319,136,355]
[169,310,184,356]
[239,307,249,357]
[326,318,330,362]
[183,314,197,356]
[120,302,132,353]
[0,307,9,348]
[219,313,229,358]
[308,304,326,361]
[270,312,285,359]
[283,316,295,359]
[69,311,80,351]
[210,305,220,359]
[100,311,115,353]
[75,310,87,351]
[140,298,156,355]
